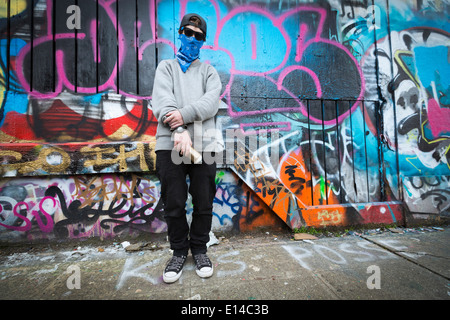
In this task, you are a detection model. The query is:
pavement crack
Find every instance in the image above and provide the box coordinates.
[359,235,450,281]
[310,272,341,300]
[396,251,450,260]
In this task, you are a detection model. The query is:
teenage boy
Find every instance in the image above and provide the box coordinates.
[151,13,222,283]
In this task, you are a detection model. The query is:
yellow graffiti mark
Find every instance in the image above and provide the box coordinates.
[0,0,28,18]
[0,147,70,174]
[0,53,4,111]
[317,209,343,226]
[420,119,450,170]
[444,144,450,170]
[0,141,155,176]
[0,150,22,161]
[81,144,149,172]
[73,174,157,209]
[405,156,422,174]
[394,50,421,88]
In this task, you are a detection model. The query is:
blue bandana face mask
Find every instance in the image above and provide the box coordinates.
[176,33,204,72]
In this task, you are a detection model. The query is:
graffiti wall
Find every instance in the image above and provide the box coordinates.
[0,0,448,242]
[0,170,284,241]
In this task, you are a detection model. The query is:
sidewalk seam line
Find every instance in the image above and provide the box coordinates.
[359,235,450,281]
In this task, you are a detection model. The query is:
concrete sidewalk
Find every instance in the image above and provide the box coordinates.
[0,227,449,301]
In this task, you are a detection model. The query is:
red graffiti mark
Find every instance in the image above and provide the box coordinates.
[1,97,156,142]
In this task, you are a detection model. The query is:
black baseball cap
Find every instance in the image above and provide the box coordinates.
[179,13,207,38]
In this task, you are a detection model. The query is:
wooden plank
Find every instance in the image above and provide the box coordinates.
[76,0,97,91]
[97,0,117,92]
[137,0,156,96]
[117,0,137,95]
[54,0,76,91]
[32,0,54,93]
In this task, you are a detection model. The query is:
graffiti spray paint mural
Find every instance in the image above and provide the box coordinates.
[0,0,448,241]
[0,170,283,240]
[359,1,450,217]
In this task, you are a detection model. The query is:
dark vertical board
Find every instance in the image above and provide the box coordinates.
[54,0,76,90]
[117,0,136,95]
[137,0,156,96]
[97,0,117,91]
[32,0,54,93]
[76,0,97,91]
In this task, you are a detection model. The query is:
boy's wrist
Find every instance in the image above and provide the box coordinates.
[172,125,188,133]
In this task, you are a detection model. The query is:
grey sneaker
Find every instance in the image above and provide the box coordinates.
[163,255,187,283]
[193,253,213,278]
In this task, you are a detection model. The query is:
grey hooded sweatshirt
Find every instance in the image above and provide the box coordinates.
[151,59,222,152]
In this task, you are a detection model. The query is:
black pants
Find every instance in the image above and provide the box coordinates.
[156,150,216,256]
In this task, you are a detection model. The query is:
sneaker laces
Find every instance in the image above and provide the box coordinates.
[165,255,186,272]
[194,254,212,268]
